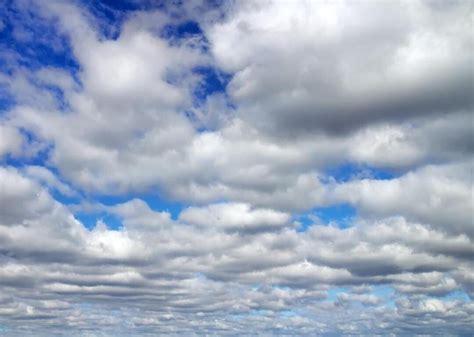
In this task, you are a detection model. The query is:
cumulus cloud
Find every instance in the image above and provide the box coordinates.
[179,202,291,233]
[0,0,472,335]
[332,161,473,237]
[1,166,472,334]
[207,0,473,136]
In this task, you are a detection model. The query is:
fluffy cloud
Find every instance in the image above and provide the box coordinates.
[207,0,472,136]
[0,124,23,158]
[1,167,472,334]
[179,202,291,233]
[0,0,472,335]
[333,161,473,238]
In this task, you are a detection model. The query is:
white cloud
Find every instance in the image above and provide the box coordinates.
[179,202,291,232]
[0,0,472,335]
[0,166,472,334]
[23,165,77,197]
[207,0,472,136]
[0,124,23,158]
[333,161,473,238]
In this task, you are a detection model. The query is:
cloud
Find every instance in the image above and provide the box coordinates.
[179,202,291,233]
[0,0,472,335]
[23,165,77,197]
[332,161,473,238]
[0,123,24,158]
[207,0,473,136]
[1,166,472,334]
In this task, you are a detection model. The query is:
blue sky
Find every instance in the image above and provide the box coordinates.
[0,0,472,336]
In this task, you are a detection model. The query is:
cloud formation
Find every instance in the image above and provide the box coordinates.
[0,0,472,335]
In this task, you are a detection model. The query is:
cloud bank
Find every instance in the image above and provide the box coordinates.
[0,0,472,335]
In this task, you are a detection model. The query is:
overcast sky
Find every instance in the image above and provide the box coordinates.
[0,0,473,335]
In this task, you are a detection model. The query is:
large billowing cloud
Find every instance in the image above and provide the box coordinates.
[0,0,472,335]
[207,0,472,136]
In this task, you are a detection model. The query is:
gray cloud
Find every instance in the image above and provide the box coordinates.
[208,0,473,136]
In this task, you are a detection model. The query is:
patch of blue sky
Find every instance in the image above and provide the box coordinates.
[296,203,357,231]
[33,80,71,110]
[0,0,80,121]
[0,85,15,112]
[158,17,235,132]
[326,287,348,302]
[49,189,81,205]
[372,285,394,298]
[193,271,207,279]
[279,309,303,318]
[78,302,97,311]
[146,193,186,220]
[79,0,162,41]
[324,162,400,183]
[271,284,293,291]
[228,314,244,322]
[88,0,144,12]
[161,20,204,45]
[159,19,232,99]
[192,66,231,100]
[0,2,78,73]
[442,290,471,301]
[188,66,234,133]
[372,286,395,308]
[189,73,234,132]
[327,285,395,307]
[249,309,272,317]
[74,210,122,231]
[82,1,214,43]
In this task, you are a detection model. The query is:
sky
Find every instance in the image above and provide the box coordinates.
[0,0,473,335]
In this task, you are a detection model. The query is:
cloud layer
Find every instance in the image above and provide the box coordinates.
[0,0,472,335]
